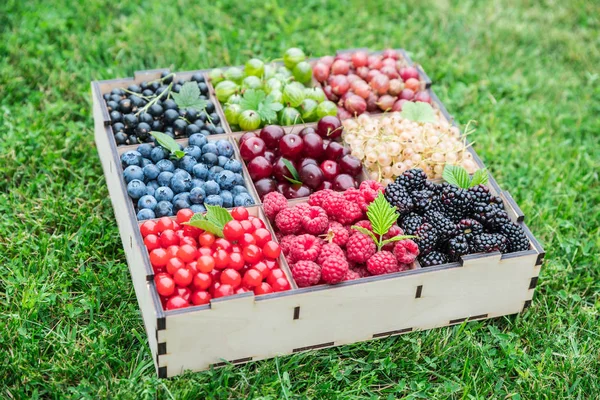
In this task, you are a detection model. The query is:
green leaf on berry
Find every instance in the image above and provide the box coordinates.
[184,205,232,237]
[150,131,185,159]
[366,193,399,238]
[239,89,265,112]
[380,235,417,248]
[172,81,208,111]
[400,101,436,123]
[469,168,489,187]
[280,158,302,185]
[204,204,233,228]
[241,90,283,124]
[442,165,471,188]
[350,225,378,244]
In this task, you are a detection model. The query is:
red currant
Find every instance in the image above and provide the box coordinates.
[212,238,232,252]
[231,207,249,221]
[264,259,278,270]
[197,255,215,273]
[252,261,270,280]
[155,275,175,297]
[166,257,185,275]
[254,282,273,296]
[140,220,158,237]
[199,232,215,247]
[177,244,198,263]
[213,283,234,299]
[180,236,197,247]
[155,217,174,233]
[166,245,179,258]
[271,277,290,292]
[223,220,245,241]
[262,241,281,260]
[220,269,241,288]
[250,217,264,231]
[165,295,189,310]
[236,287,250,294]
[243,244,262,264]
[252,228,272,247]
[231,245,242,253]
[182,224,201,238]
[228,253,245,270]
[198,246,212,256]
[239,233,256,247]
[213,249,230,270]
[144,234,160,251]
[175,286,192,301]
[267,268,286,285]
[191,290,211,306]
[240,220,255,233]
[193,272,212,290]
[160,229,179,247]
[187,261,198,274]
[173,267,193,287]
[149,248,169,267]
[242,269,262,287]
[176,208,194,224]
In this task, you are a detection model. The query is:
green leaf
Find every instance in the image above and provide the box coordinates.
[366,193,399,237]
[257,102,277,123]
[186,219,225,237]
[240,89,265,112]
[150,131,184,159]
[380,235,417,247]
[442,165,471,188]
[469,168,489,187]
[280,158,302,183]
[400,102,436,123]
[172,82,208,110]
[351,225,378,244]
[183,205,233,237]
[204,204,233,228]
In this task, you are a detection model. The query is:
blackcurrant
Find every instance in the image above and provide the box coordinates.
[199,95,208,100]
[140,81,149,90]
[151,120,164,131]
[112,122,125,132]
[135,122,151,137]
[173,119,188,136]
[119,98,133,113]
[163,109,179,125]
[110,94,122,103]
[164,130,175,138]
[198,112,208,122]
[185,108,198,121]
[172,84,182,93]
[200,129,211,136]
[160,71,173,84]
[138,112,153,124]
[115,131,128,144]
[209,113,220,125]
[191,73,205,83]
[150,82,160,91]
[130,95,144,108]
[103,93,111,101]
[186,124,200,135]
[127,84,141,93]
[142,89,154,97]
[106,100,119,111]
[198,82,208,95]
[214,126,225,135]
[128,135,139,144]
[111,88,124,96]
[205,101,215,114]
[156,86,169,96]
[110,111,122,123]
[123,113,138,128]
[148,104,163,117]
[163,99,177,110]
[205,124,216,134]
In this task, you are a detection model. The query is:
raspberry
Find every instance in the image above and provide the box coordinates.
[317,243,344,265]
[367,251,398,275]
[293,203,311,216]
[359,180,384,203]
[263,192,288,220]
[291,261,321,287]
[321,192,345,219]
[353,219,372,231]
[382,224,404,251]
[393,239,420,264]
[343,188,368,211]
[275,207,302,234]
[352,266,370,277]
[324,222,349,246]
[290,234,322,262]
[308,189,336,207]
[301,206,329,235]
[279,235,296,256]
[346,232,376,263]
[398,262,415,272]
[321,254,349,284]
[338,201,364,225]
[344,269,361,281]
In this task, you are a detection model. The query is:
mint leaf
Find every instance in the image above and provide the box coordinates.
[240,89,265,112]
[351,225,378,244]
[400,101,436,123]
[150,131,184,159]
[172,82,208,110]
[280,158,302,184]
[366,193,399,237]
[205,204,233,228]
[469,169,489,187]
[443,165,471,188]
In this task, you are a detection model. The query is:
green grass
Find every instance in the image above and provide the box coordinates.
[1,0,599,398]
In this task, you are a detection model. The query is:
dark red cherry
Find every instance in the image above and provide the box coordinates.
[318,181,334,191]
[260,125,285,149]
[299,164,324,189]
[320,160,340,180]
[254,178,277,199]
[239,137,266,161]
[301,133,324,159]
[263,150,276,164]
[272,157,294,183]
[317,116,343,139]
[247,156,273,181]
[325,141,346,161]
[299,127,317,137]
[239,131,258,144]
[285,184,312,199]
[338,154,362,176]
[279,134,304,159]
[333,174,357,191]
[297,158,318,169]
[277,182,290,195]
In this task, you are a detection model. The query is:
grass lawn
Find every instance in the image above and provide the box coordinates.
[1,0,599,398]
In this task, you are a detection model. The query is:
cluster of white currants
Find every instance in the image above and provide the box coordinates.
[342,113,478,185]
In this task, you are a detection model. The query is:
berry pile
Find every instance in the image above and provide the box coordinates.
[142,207,289,310]
[312,49,428,119]
[121,136,254,220]
[385,168,530,267]
[342,112,477,184]
[103,72,224,146]
[264,183,420,287]
[210,48,337,131]
[239,116,363,199]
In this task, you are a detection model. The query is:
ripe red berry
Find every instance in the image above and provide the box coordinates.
[213,249,230,270]
[180,236,197,247]
[213,283,234,299]
[155,275,175,297]
[243,244,262,264]
[177,244,198,263]
[166,245,179,259]
[140,220,158,237]
[198,246,212,256]
[187,261,198,274]
[160,229,179,248]
[155,217,174,233]
[166,257,185,275]
[144,234,160,251]
[228,252,245,270]
[193,272,212,290]
[212,238,233,252]
[197,255,215,273]
[165,295,189,310]
[242,269,262,287]
[239,233,256,247]
[236,287,250,294]
[252,228,272,247]
[240,219,255,233]
[231,207,249,221]
[175,286,192,302]
[176,208,195,224]
[182,224,201,238]
[250,217,264,231]
[267,268,286,285]
[271,277,290,292]
[231,244,242,253]
[191,290,211,305]
[149,248,169,267]
[262,241,281,260]
[264,259,278,270]
[223,220,245,241]
[173,267,193,287]
[254,282,273,296]
[220,269,242,288]
[199,233,215,247]
[252,261,270,280]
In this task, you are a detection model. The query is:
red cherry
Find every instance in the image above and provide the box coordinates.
[176,208,194,224]
[228,252,245,270]
[239,131,257,144]
[193,272,212,290]
[239,137,266,161]
[333,174,358,191]
[231,207,249,221]
[320,160,340,181]
[259,125,285,149]
[240,219,255,234]
[267,268,286,285]
[243,244,262,264]
[338,154,362,176]
[223,220,245,241]
[253,228,272,247]
[299,126,317,137]
[317,116,342,139]
[155,217,174,233]
[159,229,179,247]
[247,156,273,181]
[175,286,192,302]
[299,164,324,190]
[144,234,160,251]
[324,142,347,161]
[297,158,318,169]
[271,277,290,292]
[213,284,234,299]
[254,282,273,296]
[173,266,193,287]
[242,269,262,287]
[263,241,281,260]
[140,220,158,237]
[165,295,189,310]
[166,257,185,275]
[263,150,276,164]
[254,178,278,200]
[190,290,211,305]
[284,183,312,199]
[213,249,230,270]
[155,275,175,297]
[177,244,198,263]
[301,133,324,159]
[212,238,232,252]
[220,269,242,288]
[272,156,295,183]
[279,134,304,159]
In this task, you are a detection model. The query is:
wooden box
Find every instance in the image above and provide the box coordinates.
[92,66,544,378]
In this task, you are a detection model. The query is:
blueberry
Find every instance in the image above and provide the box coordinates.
[183,145,202,160]
[178,155,197,174]
[208,166,224,181]
[215,170,236,190]
[173,192,191,205]
[216,140,234,158]
[192,163,209,180]
[137,143,154,158]
[189,133,208,148]
[203,180,220,195]
[155,201,174,217]
[190,204,206,213]
[191,178,205,188]
[150,146,169,163]
[127,179,147,200]
[121,151,142,168]
[189,186,206,204]
[201,143,218,155]
[143,164,161,180]
[141,158,153,167]
[224,159,242,173]
[232,185,248,196]
[123,165,144,183]
[156,159,175,173]
[155,186,174,202]
[233,173,245,186]
[234,193,255,207]
[173,169,192,180]
[205,195,223,207]
[157,170,174,186]
[137,208,156,220]
[138,195,158,210]
[171,174,192,194]
[174,199,192,212]
[215,127,225,135]
[217,156,230,167]
[220,190,233,208]
[202,153,218,166]
[146,180,159,191]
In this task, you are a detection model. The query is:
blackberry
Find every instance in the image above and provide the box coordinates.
[411,189,441,212]
[456,218,483,240]
[399,212,422,236]
[415,223,439,255]
[470,202,508,230]
[447,235,470,261]
[470,233,508,254]
[498,222,530,252]
[384,184,414,215]
[441,185,474,222]
[394,168,427,191]
[423,211,457,240]
[419,251,449,267]
[468,184,492,203]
